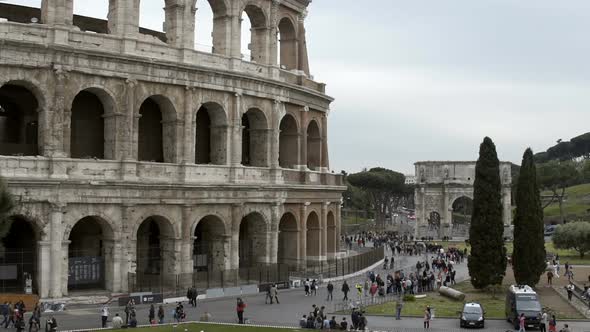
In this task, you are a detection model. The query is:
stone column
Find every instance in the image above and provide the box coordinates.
[229,93,243,182]
[269,202,282,264]
[297,11,310,75]
[41,0,73,45]
[320,113,330,171]
[299,202,309,270]
[180,205,194,288]
[269,0,280,67]
[229,203,243,276]
[320,202,328,261]
[120,204,135,292]
[107,0,139,36]
[442,185,450,239]
[49,204,65,298]
[36,241,51,298]
[164,0,196,49]
[60,240,70,297]
[182,87,195,164]
[297,107,308,170]
[106,240,123,293]
[335,202,342,252]
[229,3,242,61]
[503,187,512,226]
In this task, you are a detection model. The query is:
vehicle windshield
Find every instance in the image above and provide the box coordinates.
[516,294,541,311]
[463,306,482,314]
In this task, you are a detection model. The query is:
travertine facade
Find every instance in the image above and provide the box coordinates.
[0,0,344,299]
[414,161,512,239]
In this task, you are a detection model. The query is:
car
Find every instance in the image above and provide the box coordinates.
[460,302,485,328]
[544,225,558,236]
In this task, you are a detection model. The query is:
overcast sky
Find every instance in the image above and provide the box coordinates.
[4,0,590,174]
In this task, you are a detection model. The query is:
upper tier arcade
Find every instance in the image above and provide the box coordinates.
[0,0,325,93]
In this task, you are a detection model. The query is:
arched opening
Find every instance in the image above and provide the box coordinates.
[241,5,266,63]
[70,91,105,159]
[135,216,176,291]
[195,103,227,165]
[73,0,108,32]
[327,211,337,256]
[207,0,229,55]
[0,216,39,294]
[193,215,226,288]
[194,0,215,52]
[241,108,268,167]
[279,114,298,168]
[306,120,321,170]
[238,212,267,270]
[278,213,298,266]
[0,84,39,156]
[139,0,165,33]
[67,216,114,291]
[306,211,320,259]
[138,96,178,163]
[277,17,297,70]
[452,196,473,225]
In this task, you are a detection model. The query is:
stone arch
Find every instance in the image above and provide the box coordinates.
[67,216,115,291]
[306,210,320,258]
[238,212,268,269]
[193,215,227,278]
[240,2,268,63]
[277,16,298,70]
[451,196,473,225]
[241,108,269,167]
[327,211,337,256]
[306,119,321,170]
[194,101,228,165]
[69,87,115,159]
[0,215,43,294]
[135,215,177,290]
[0,81,42,156]
[278,212,298,266]
[138,95,178,163]
[279,113,299,168]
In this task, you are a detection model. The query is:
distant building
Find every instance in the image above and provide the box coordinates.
[405,175,416,185]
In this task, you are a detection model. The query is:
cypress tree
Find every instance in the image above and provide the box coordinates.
[512,148,546,286]
[468,137,507,289]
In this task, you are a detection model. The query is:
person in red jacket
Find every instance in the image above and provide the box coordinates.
[236,298,246,324]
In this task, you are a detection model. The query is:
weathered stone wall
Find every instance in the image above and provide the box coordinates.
[0,0,343,299]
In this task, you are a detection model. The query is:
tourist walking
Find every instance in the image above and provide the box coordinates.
[548,315,557,332]
[45,317,57,332]
[157,305,165,324]
[5,302,14,328]
[342,281,350,301]
[547,270,554,286]
[0,302,8,328]
[148,304,155,324]
[423,306,431,329]
[539,310,548,332]
[395,300,403,320]
[326,281,334,301]
[100,304,109,328]
[270,284,279,304]
[236,298,246,324]
[304,279,310,296]
[566,283,574,301]
[311,279,318,296]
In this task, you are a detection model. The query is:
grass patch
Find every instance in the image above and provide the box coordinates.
[110,323,303,332]
[342,216,371,225]
[542,183,590,219]
[362,280,584,320]
[362,281,504,319]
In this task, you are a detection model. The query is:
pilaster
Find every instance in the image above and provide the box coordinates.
[49,203,65,298]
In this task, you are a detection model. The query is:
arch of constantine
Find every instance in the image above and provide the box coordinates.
[414,161,512,239]
[0,0,345,298]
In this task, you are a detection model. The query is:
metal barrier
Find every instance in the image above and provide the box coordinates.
[296,247,385,280]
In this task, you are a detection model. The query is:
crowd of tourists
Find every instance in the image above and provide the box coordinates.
[0,301,55,332]
[298,304,365,330]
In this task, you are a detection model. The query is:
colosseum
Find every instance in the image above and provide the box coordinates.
[0,0,344,299]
